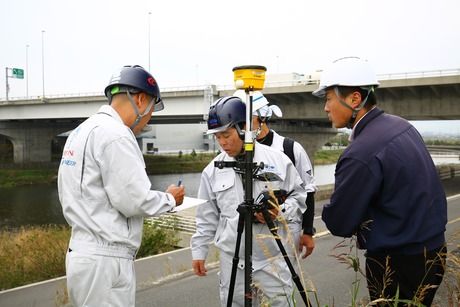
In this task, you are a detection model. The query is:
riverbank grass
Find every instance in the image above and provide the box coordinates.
[0,221,180,290]
[0,169,56,188]
[143,152,217,174]
[313,149,344,165]
[0,150,343,188]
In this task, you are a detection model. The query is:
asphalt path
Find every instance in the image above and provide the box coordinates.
[136,178,460,306]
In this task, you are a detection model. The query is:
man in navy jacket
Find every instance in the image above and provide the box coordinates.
[313,57,447,306]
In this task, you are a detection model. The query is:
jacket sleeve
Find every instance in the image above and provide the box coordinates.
[322,157,381,237]
[293,142,316,192]
[191,170,220,260]
[98,137,175,218]
[279,158,307,223]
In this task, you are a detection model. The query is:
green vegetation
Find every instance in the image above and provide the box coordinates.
[0,151,348,188]
[0,169,57,188]
[0,221,180,290]
[143,152,217,174]
[314,149,344,165]
[424,138,460,146]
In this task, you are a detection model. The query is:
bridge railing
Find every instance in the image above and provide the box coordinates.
[2,68,460,102]
[377,68,460,81]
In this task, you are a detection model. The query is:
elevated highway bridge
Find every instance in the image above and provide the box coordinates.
[1,69,459,163]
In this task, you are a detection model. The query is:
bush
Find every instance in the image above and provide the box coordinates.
[0,225,70,290]
[137,219,180,258]
[0,221,180,290]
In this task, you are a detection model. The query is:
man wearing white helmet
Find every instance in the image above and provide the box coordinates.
[191,96,307,306]
[234,90,317,259]
[314,57,447,305]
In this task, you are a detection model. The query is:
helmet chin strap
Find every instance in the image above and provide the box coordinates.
[253,110,269,139]
[127,91,155,130]
[334,87,373,129]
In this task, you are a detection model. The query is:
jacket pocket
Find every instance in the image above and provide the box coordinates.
[211,169,238,217]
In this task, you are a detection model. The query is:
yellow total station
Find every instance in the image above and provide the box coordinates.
[232,65,267,91]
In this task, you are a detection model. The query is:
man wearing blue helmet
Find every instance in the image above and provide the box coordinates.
[191,96,307,306]
[234,90,317,260]
[58,65,185,307]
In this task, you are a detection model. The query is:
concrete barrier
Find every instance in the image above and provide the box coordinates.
[437,164,460,180]
[0,245,219,307]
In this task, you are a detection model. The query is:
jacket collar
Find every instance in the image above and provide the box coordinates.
[353,107,384,139]
[97,105,124,124]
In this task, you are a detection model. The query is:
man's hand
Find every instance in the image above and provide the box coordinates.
[254,192,280,224]
[299,234,315,259]
[166,184,185,206]
[192,259,207,276]
[253,204,279,224]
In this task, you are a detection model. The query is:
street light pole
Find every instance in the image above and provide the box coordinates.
[148,12,151,72]
[26,44,29,98]
[5,67,9,102]
[41,30,45,99]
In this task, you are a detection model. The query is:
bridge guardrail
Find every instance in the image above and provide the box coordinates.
[437,164,460,180]
[2,68,459,102]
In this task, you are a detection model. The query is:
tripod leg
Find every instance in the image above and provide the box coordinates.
[226,208,246,307]
[260,209,312,307]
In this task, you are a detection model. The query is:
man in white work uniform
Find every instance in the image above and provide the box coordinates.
[234,90,317,259]
[191,96,307,306]
[58,65,185,307]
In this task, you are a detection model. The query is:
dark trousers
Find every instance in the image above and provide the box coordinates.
[365,245,446,306]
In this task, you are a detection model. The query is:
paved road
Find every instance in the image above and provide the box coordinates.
[136,178,460,306]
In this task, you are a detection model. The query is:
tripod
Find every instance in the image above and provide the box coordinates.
[220,158,311,306]
[223,65,310,306]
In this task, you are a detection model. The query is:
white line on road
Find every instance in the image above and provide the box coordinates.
[313,193,460,238]
[447,194,460,201]
[448,217,460,225]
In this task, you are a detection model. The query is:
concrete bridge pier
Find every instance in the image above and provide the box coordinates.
[271,120,338,162]
[0,121,75,164]
[8,129,56,163]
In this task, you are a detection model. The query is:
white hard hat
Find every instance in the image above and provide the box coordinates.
[312,57,379,98]
[256,104,283,119]
[233,90,269,113]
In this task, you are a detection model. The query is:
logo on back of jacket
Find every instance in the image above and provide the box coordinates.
[60,128,79,167]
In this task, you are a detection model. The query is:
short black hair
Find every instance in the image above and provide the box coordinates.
[336,86,377,107]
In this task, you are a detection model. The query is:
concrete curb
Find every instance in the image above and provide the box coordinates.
[0,245,220,307]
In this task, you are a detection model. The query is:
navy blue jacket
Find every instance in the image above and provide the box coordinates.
[322,108,447,254]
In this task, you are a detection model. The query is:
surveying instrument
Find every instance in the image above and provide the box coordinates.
[218,65,310,306]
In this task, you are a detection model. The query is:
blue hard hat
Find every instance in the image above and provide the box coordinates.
[104,65,163,111]
[207,96,246,134]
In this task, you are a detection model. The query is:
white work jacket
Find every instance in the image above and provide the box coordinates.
[270,130,317,193]
[58,105,175,258]
[191,143,307,269]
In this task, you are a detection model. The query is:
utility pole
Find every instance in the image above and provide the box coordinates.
[26,44,29,98]
[41,30,45,99]
[5,67,9,102]
[148,12,151,72]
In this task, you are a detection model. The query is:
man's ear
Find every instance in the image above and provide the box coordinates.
[135,92,148,108]
[350,91,362,108]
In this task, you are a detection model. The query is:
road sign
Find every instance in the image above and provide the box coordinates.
[12,68,24,79]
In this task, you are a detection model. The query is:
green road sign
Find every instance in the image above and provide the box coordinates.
[12,68,24,79]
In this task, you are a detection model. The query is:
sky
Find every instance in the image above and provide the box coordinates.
[1,0,460,132]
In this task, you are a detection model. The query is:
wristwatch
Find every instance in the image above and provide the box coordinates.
[303,226,316,236]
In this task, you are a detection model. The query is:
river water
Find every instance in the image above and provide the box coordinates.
[0,155,458,228]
